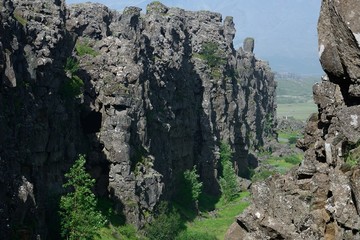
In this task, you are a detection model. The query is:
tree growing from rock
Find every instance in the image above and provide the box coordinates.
[59,154,106,240]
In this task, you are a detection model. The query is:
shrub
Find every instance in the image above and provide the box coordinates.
[288,136,298,145]
[198,42,226,68]
[117,225,138,240]
[145,202,184,240]
[59,154,106,240]
[183,166,203,211]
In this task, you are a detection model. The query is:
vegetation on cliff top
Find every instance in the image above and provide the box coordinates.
[76,39,99,57]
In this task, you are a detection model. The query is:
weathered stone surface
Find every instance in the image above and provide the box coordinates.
[0,1,276,238]
[243,37,255,53]
[227,1,360,239]
[64,1,276,227]
[318,0,360,83]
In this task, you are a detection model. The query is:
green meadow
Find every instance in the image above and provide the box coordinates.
[276,74,320,120]
[277,102,317,120]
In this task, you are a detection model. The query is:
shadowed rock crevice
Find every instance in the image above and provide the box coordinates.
[81,110,102,134]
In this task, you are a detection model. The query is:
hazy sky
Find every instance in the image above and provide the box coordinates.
[66,0,322,75]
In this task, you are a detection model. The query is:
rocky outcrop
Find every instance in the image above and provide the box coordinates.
[0,0,84,239]
[0,1,276,239]
[226,1,360,239]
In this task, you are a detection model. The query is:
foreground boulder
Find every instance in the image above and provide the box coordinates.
[226,1,360,239]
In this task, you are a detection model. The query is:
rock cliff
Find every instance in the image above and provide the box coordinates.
[226,1,360,239]
[0,0,276,239]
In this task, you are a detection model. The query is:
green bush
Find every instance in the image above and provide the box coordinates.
[175,231,217,240]
[288,136,298,145]
[117,225,138,240]
[183,166,203,210]
[59,155,106,240]
[219,142,240,203]
[145,202,184,240]
[198,42,226,68]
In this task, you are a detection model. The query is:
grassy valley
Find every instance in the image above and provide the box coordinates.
[276,73,319,120]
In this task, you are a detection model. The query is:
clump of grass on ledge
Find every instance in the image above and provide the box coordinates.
[75,39,98,57]
[61,57,84,99]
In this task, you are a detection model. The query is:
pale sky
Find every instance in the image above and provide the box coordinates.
[66,0,322,75]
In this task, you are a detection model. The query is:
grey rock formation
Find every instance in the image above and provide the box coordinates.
[226,1,360,239]
[0,1,276,239]
[243,37,255,53]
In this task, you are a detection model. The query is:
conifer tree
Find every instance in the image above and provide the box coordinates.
[219,142,240,203]
[184,166,203,212]
[59,154,106,240]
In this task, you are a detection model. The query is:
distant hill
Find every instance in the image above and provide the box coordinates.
[275,73,320,104]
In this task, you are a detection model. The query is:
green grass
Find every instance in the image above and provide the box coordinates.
[276,74,319,104]
[95,198,144,240]
[266,155,302,174]
[277,102,317,120]
[96,224,142,240]
[276,73,319,120]
[183,192,250,240]
[76,41,98,57]
[253,127,303,182]
[251,154,302,182]
[277,131,302,145]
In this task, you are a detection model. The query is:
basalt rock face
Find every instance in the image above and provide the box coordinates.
[66,1,276,226]
[0,1,276,239]
[0,0,85,239]
[226,1,360,239]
